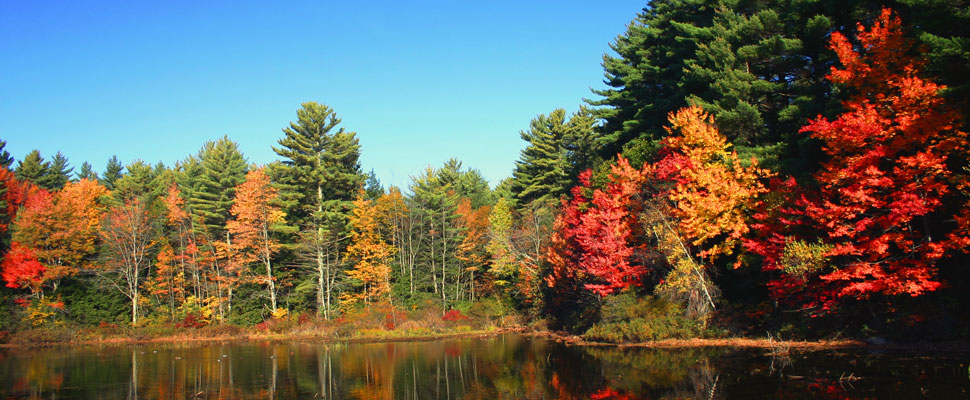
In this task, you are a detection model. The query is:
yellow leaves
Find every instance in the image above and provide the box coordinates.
[664,106,730,164]
[271,307,288,319]
[779,239,833,278]
[345,192,396,304]
[663,106,773,261]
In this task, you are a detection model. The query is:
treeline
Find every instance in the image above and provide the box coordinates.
[0,102,507,329]
[2,1,970,340]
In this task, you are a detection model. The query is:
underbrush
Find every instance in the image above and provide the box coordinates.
[2,298,524,345]
[583,293,714,343]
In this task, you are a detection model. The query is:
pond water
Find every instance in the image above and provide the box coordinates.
[0,334,967,399]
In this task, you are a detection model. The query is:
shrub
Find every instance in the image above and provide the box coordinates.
[175,312,207,329]
[583,293,707,343]
[442,309,468,322]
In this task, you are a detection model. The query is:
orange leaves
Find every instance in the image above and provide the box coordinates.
[455,198,491,270]
[226,167,284,268]
[658,106,772,261]
[344,191,395,304]
[9,179,108,292]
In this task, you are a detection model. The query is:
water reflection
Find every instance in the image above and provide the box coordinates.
[0,335,966,399]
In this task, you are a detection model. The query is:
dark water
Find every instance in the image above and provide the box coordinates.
[0,334,967,399]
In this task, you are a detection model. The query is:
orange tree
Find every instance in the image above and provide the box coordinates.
[5,179,107,296]
[226,167,285,311]
[343,191,395,305]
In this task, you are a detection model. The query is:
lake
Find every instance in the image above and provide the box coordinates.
[0,334,967,399]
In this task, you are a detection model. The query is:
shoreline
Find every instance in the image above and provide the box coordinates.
[0,327,529,349]
[5,327,968,353]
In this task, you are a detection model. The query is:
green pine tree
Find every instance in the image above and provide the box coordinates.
[41,151,74,190]
[272,101,363,318]
[511,107,599,206]
[15,149,50,187]
[76,161,98,181]
[0,141,13,169]
[364,169,384,200]
[101,155,124,190]
[190,136,248,237]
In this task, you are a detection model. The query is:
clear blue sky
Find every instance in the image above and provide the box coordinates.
[0,0,645,189]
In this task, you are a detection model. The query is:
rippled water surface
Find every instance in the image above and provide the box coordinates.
[0,334,967,399]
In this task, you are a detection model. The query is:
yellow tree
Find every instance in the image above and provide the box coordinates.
[344,191,396,305]
[227,167,285,311]
[661,105,772,262]
[648,106,771,317]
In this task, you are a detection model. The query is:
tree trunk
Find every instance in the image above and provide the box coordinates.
[262,223,277,311]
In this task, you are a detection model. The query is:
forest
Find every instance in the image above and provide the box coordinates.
[2,0,970,345]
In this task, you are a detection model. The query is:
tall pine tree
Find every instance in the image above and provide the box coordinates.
[272,101,363,318]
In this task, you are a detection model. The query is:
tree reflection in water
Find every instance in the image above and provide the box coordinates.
[0,335,967,399]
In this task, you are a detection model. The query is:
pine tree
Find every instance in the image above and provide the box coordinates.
[409,165,461,310]
[42,152,73,190]
[364,169,384,200]
[100,156,124,191]
[76,162,98,181]
[589,0,719,162]
[511,107,599,206]
[0,141,13,169]
[190,136,248,237]
[15,150,50,187]
[272,102,363,318]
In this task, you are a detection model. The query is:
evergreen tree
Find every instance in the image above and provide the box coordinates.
[100,155,124,191]
[587,0,886,171]
[15,150,50,187]
[364,169,384,200]
[42,151,73,190]
[272,101,363,318]
[76,162,98,181]
[190,137,248,237]
[113,160,157,201]
[511,107,599,205]
[589,0,719,163]
[409,165,461,308]
[0,141,13,169]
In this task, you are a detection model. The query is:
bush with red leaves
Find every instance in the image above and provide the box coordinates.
[442,309,468,322]
[175,312,206,329]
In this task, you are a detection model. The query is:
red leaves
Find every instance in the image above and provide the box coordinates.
[547,157,648,297]
[5,179,107,294]
[441,309,468,322]
[1,242,45,292]
[744,8,970,311]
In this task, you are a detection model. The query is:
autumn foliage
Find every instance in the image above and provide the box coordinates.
[4,179,107,294]
[546,158,649,298]
[744,9,970,312]
[344,192,395,304]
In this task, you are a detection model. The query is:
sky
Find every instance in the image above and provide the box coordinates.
[0,0,645,190]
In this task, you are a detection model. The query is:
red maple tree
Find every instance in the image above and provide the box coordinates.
[748,9,969,311]
[546,157,649,297]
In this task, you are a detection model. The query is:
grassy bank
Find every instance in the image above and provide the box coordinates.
[0,300,526,348]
